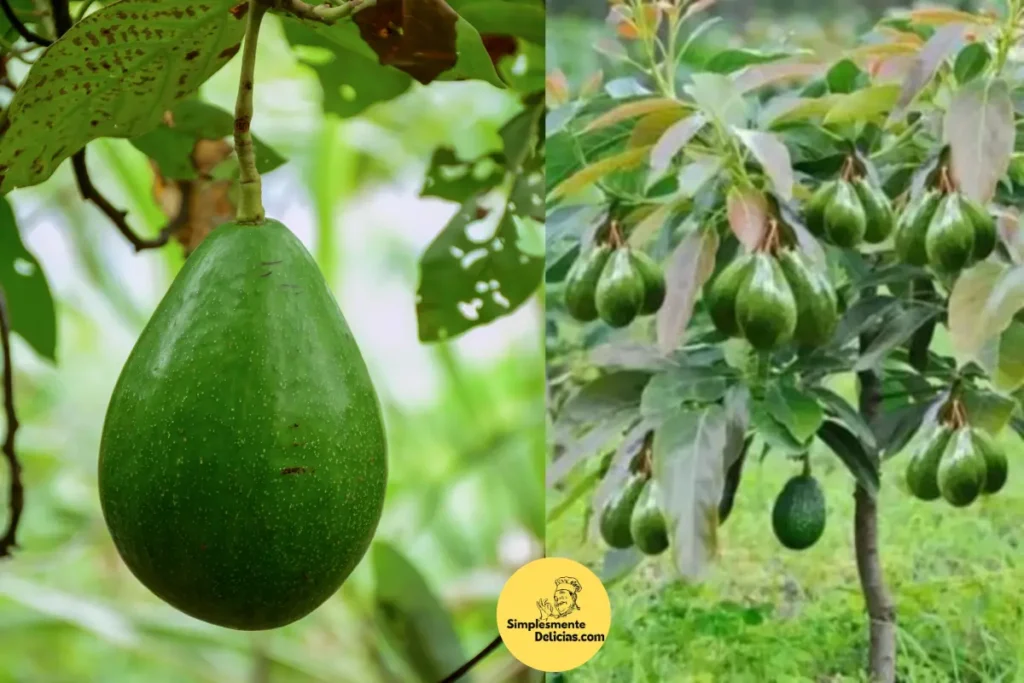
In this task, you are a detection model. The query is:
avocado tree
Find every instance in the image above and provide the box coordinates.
[0,0,542,679]
[545,1,1023,680]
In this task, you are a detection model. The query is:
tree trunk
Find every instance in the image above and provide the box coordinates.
[857,348,896,682]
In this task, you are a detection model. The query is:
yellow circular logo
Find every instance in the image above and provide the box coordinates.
[496,557,611,673]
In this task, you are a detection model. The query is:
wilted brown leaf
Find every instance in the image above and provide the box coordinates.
[353,0,458,85]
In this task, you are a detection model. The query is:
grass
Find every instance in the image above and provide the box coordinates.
[548,433,1024,682]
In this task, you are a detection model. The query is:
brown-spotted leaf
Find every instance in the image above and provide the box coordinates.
[0,0,246,194]
[353,0,458,85]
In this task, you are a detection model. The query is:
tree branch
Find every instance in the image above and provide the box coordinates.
[0,0,52,46]
[0,289,23,558]
[274,0,377,23]
[71,150,193,252]
[438,635,503,683]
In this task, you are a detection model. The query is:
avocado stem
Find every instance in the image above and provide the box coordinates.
[233,0,270,224]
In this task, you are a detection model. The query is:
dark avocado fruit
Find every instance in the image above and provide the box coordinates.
[98,219,388,631]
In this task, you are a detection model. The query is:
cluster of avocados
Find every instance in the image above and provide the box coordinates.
[805,174,895,247]
[564,232,666,328]
[771,465,827,551]
[905,405,1008,507]
[705,231,838,351]
[894,187,996,274]
[598,466,670,556]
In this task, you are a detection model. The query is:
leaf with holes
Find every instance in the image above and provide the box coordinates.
[0,199,55,361]
[652,405,730,580]
[0,0,248,194]
[945,77,1015,204]
[283,20,412,118]
[130,99,284,180]
[657,228,718,354]
[416,195,543,342]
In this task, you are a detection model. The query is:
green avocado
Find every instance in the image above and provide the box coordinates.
[630,250,667,315]
[629,479,669,555]
[823,180,867,247]
[972,429,1008,494]
[98,220,388,631]
[705,254,754,338]
[958,194,997,262]
[599,473,648,549]
[895,190,941,266]
[777,249,838,349]
[925,194,975,273]
[564,244,611,322]
[804,180,838,237]
[905,425,952,501]
[771,473,826,551]
[736,253,798,350]
[853,178,895,243]
[937,428,987,507]
[595,248,645,328]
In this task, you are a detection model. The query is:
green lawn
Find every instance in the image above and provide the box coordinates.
[548,434,1024,682]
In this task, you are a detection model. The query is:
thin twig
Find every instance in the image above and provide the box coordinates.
[437,635,503,683]
[0,0,51,46]
[0,289,23,558]
[234,0,269,223]
[72,150,193,252]
[274,0,377,23]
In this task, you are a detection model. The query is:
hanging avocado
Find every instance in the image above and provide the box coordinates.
[705,254,755,338]
[777,249,838,349]
[937,428,987,507]
[735,253,798,350]
[595,248,645,328]
[895,189,941,266]
[630,250,667,315]
[905,425,952,501]
[852,178,895,243]
[823,180,867,247]
[99,220,388,631]
[972,429,1008,494]
[629,479,670,555]
[772,472,826,551]
[564,244,612,322]
[599,473,648,549]
[925,194,975,273]
[804,180,838,237]
[958,194,997,262]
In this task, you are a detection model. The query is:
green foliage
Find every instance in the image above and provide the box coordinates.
[0,198,55,360]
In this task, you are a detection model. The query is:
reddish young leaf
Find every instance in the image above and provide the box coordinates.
[657,228,719,354]
[726,186,768,250]
[480,33,517,70]
[353,0,458,85]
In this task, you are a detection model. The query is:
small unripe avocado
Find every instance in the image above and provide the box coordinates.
[852,178,895,243]
[804,180,838,237]
[937,428,987,507]
[595,248,645,328]
[772,473,826,551]
[629,250,667,315]
[958,194,997,262]
[972,429,1008,494]
[599,473,647,549]
[736,253,798,350]
[629,479,669,555]
[823,180,867,247]
[895,190,941,266]
[905,425,952,501]
[925,194,975,273]
[99,220,388,631]
[564,244,612,321]
[705,254,755,338]
[777,249,838,349]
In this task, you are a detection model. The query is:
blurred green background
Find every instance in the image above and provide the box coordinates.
[547,1,1024,681]
[0,14,544,683]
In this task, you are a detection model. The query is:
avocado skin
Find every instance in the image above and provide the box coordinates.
[599,473,648,549]
[98,220,388,631]
[823,180,867,247]
[629,479,669,555]
[804,180,838,237]
[905,425,952,501]
[972,429,1008,494]
[595,249,645,328]
[895,190,941,266]
[777,249,838,349]
[925,194,975,273]
[853,178,895,243]
[705,255,754,338]
[736,253,798,350]
[564,244,612,322]
[958,194,997,262]
[938,428,987,507]
[630,250,667,315]
[771,474,826,551]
